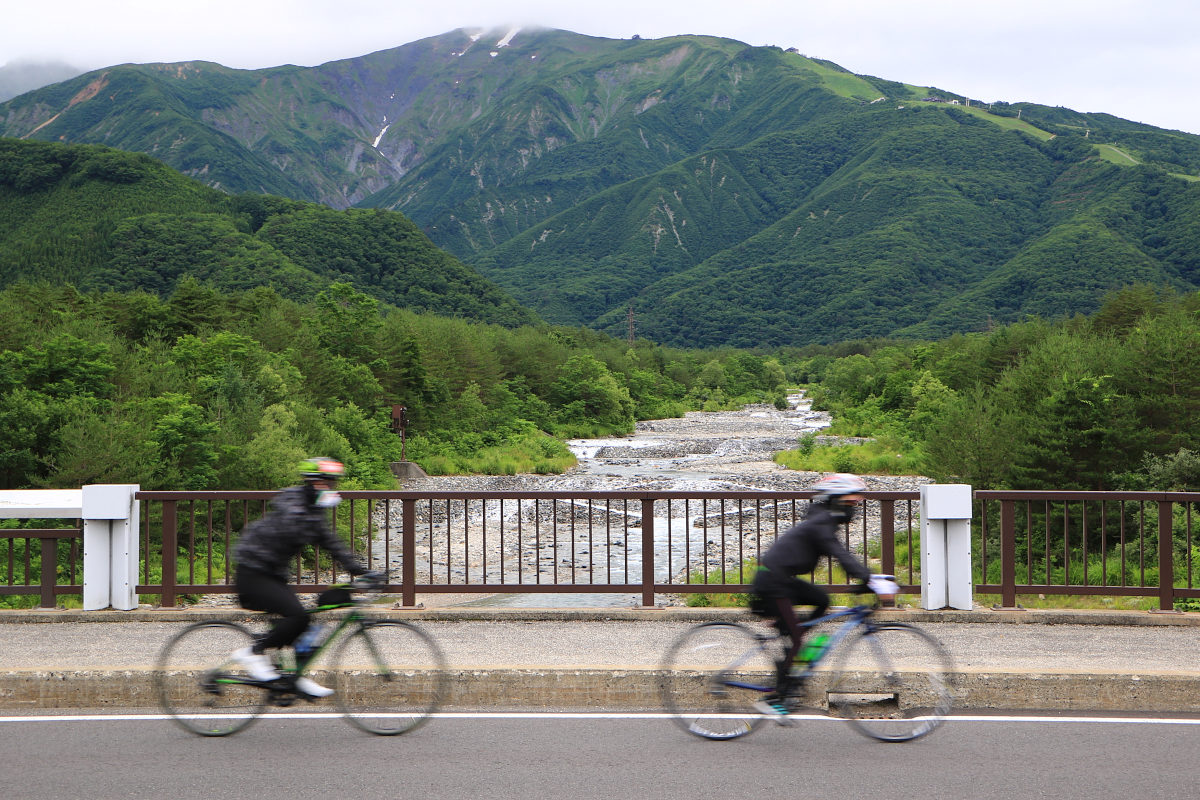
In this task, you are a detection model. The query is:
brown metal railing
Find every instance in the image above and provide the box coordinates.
[977,491,1200,610]
[135,490,920,607]
[9,489,1197,610]
[0,525,83,607]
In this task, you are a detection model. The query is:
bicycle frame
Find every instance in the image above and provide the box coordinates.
[724,604,875,693]
[210,595,369,694]
[289,601,365,672]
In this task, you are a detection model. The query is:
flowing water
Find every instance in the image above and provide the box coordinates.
[445,395,831,607]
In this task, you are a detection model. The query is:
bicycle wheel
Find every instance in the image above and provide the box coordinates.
[155,621,267,737]
[659,621,777,740]
[825,622,953,742]
[332,620,448,735]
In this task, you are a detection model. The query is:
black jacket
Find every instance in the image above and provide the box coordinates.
[235,485,366,581]
[759,502,871,582]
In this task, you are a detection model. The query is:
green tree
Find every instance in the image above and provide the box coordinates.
[549,353,635,433]
[141,393,220,489]
[922,384,1022,488]
[1011,373,1144,490]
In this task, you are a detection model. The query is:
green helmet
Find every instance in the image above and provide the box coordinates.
[298,457,345,481]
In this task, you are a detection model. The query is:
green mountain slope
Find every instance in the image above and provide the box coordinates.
[4,28,1199,346]
[0,138,537,326]
[599,127,1199,346]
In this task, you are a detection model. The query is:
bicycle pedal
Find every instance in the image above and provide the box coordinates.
[268,692,297,707]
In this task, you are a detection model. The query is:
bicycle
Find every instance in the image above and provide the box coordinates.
[154,575,449,737]
[659,596,953,742]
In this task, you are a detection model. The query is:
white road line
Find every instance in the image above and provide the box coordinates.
[1,712,1199,724]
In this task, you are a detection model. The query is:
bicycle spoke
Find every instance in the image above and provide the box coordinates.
[155,621,267,737]
[333,620,447,735]
[659,622,776,740]
[825,623,954,742]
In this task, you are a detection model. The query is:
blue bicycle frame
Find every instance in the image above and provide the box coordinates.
[723,604,876,693]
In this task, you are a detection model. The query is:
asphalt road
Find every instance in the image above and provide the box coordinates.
[4,712,1197,800]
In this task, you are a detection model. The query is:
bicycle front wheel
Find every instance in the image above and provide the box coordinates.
[825,622,953,742]
[154,621,267,737]
[332,620,448,735]
[659,621,777,740]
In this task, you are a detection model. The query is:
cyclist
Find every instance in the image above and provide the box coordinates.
[748,473,899,718]
[232,457,381,698]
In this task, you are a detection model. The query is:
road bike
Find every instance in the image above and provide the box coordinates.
[659,598,953,742]
[154,576,448,737]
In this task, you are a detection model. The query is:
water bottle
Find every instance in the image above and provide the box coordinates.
[295,623,324,659]
[798,633,830,664]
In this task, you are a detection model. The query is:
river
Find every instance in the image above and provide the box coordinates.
[408,394,835,607]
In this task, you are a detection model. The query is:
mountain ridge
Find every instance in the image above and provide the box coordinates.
[3,27,1198,346]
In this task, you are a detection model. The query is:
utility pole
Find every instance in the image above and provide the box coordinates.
[627,303,635,345]
[391,404,408,461]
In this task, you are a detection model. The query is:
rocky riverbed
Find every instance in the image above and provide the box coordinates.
[392,394,930,607]
[190,395,928,609]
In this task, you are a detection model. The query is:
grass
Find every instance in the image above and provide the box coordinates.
[416,431,577,476]
[782,52,887,102]
[974,593,1161,611]
[773,435,922,476]
[1095,143,1140,165]
[943,103,1055,140]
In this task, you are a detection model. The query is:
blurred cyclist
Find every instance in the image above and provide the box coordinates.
[232,457,381,697]
[748,473,898,719]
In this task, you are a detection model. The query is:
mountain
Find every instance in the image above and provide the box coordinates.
[0,138,537,327]
[3,28,1199,346]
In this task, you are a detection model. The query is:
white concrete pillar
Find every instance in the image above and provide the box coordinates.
[920,484,973,610]
[82,484,140,610]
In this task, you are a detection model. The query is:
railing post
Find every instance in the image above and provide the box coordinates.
[1159,500,1175,611]
[81,484,140,610]
[919,484,973,610]
[641,498,655,607]
[40,536,57,608]
[880,499,896,607]
[1000,500,1016,608]
[402,498,417,608]
[161,500,177,608]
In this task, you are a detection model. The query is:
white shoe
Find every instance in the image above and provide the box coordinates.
[753,698,794,727]
[294,677,334,698]
[232,647,281,682]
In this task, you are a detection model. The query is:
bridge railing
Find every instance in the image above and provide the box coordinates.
[976,491,1200,610]
[0,524,83,607]
[134,490,920,607]
[7,488,1199,609]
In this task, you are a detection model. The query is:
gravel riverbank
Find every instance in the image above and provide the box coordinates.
[387,395,929,607]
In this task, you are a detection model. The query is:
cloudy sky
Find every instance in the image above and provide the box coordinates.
[5,0,1198,134]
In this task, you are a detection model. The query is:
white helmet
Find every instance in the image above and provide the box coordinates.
[812,473,867,501]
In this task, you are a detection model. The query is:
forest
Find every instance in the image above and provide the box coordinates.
[3,277,1197,495]
[781,284,1200,492]
[0,279,789,491]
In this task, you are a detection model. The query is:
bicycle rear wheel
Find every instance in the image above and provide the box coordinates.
[659,621,777,740]
[154,621,267,737]
[332,620,448,735]
[825,622,953,742]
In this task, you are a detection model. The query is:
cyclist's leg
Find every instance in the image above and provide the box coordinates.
[774,577,829,694]
[235,566,308,651]
[752,569,805,693]
[771,596,804,676]
[233,566,309,683]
